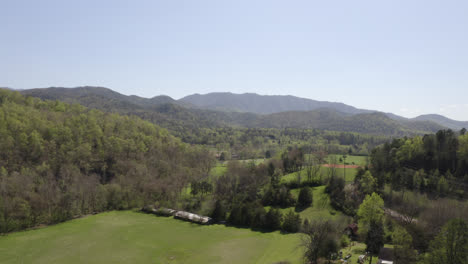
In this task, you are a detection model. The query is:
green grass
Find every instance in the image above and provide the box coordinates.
[327,154,368,166]
[0,211,303,264]
[237,159,268,165]
[267,186,347,222]
[210,163,227,178]
[341,242,392,264]
[281,166,357,184]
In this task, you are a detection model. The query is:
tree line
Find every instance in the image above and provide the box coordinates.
[370,129,468,197]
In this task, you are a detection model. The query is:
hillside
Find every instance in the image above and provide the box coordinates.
[0,89,212,232]
[180,92,371,115]
[20,87,445,138]
[412,114,468,130]
[21,87,247,142]
[22,86,179,111]
[243,110,445,136]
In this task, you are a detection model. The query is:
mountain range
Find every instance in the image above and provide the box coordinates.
[179,92,372,115]
[13,86,466,141]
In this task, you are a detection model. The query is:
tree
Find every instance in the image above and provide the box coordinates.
[282,210,301,233]
[211,200,226,221]
[300,219,338,264]
[359,171,377,195]
[427,218,468,264]
[297,187,313,209]
[265,208,282,230]
[251,206,267,229]
[357,192,384,236]
[305,153,321,182]
[393,226,416,264]
[437,177,449,197]
[228,205,242,225]
[365,220,384,264]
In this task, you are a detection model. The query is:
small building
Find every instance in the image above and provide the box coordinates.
[377,247,394,264]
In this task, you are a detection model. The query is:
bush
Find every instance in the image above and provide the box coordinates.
[340,234,350,247]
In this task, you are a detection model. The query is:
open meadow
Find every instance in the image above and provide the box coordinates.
[0,211,302,264]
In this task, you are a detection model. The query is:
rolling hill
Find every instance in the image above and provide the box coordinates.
[18,87,448,139]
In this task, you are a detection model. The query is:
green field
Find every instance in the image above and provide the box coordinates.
[326,154,368,166]
[0,211,302,264]
[290,186,343,220]
[267,186,347,222]
[282,166,358,184]
[341,242,380,264]
[210,163,227,178]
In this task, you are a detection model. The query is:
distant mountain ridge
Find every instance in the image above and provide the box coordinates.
[14,87,462,141]
[180,92,372,115]
[412,114,468,131]
[180,92,467,130]
[22,86,178,109]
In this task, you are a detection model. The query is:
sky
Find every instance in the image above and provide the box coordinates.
[2,0,468,120]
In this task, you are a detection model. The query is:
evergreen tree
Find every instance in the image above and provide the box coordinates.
[365,220,384,264]
[282,210,301,233]
[265,208,282,230]
[211,200,226,221]
[297,187,313,209]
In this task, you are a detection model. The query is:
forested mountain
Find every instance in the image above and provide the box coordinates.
[22,86,179,111]
[180,92,371,114]
[20,87,447,139]
[0,89,213,232]
[242,110,445,135]
[412,114,468,130]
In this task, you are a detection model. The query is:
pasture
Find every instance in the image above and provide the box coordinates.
[0,211,302,264]
[282,166,358,183]
[267,186,347,222]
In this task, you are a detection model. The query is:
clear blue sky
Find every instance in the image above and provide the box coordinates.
[2,0,468,120]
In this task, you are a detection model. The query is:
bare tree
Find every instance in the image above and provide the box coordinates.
[327,155,338,182]
[305,153,322,182]
[300,219,338,264]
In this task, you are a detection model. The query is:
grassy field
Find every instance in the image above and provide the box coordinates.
[290,186,342,221]
[266,186,347,222]
[282,166,358,184]
[327,154,368,166]
[210,163,227,178]
[0,211,303,264]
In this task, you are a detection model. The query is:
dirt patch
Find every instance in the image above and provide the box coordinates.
[321,164,360,169]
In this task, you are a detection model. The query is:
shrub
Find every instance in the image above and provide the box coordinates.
[340,234,350,247]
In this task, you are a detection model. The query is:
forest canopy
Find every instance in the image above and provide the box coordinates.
[0,89,213,232]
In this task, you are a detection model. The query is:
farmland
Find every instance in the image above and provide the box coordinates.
[0,211,302,264]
